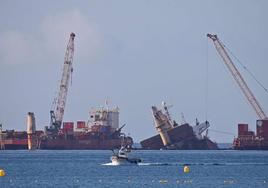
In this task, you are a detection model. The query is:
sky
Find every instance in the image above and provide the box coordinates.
[0,0,267,143]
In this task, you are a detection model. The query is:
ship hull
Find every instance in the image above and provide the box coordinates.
[233,138,268,150]
[1,139,28,150]
[140,124,218,150]
[40,138,123,150]
[1,132,133,150]
[1,138,130,150]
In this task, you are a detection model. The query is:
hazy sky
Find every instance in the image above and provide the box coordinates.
[0,1,267,143]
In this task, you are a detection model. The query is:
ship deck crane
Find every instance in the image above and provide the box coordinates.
[46,33,75,134]
[207,34,267,120]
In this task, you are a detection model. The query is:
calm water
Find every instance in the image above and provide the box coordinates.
[0,150,268,187]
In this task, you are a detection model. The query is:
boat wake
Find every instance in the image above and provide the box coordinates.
[102,162,268,166]
[102,162,117,166]
[138,162,169,166]
[101,162,174,166]
[101,162,140,166]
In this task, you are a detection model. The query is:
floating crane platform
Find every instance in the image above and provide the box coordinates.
[0,107,133,150]
[233,119,268,150]
[207,34,268,150]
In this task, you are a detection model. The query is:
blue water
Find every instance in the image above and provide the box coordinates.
[0,150,268,187]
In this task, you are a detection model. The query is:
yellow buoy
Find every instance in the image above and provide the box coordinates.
[0,169,5,177]
[183,165,190,173]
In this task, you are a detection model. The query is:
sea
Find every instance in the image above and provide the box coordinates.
[0,150,268,188]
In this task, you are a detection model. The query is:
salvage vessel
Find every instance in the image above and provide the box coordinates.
[233,119,268,150]
[0,33,132,150]
[0,108,132,150]
[207,34,268,150]
[41,107,133,150]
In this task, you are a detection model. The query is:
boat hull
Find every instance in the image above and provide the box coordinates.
[110,156,141,165]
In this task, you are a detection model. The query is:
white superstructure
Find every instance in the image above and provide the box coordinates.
[88,107,119,131]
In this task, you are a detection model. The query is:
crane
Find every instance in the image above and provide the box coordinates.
[207,34,267,120]
[47,33,75,134]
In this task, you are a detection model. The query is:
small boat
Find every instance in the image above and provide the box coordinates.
[110,145,142,165]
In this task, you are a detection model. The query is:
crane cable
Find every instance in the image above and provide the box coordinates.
[209,129,236,136]
[205,38,209,121]
[220,39,268,94]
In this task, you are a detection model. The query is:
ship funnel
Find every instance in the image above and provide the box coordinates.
[27,112,37,150]
[27,112,36,134]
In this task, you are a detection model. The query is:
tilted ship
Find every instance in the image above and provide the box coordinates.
[2,33,266,150]
[140,103,218,150]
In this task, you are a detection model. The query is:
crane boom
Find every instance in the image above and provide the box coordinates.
[49,33,75,132]
[207,34,267,120]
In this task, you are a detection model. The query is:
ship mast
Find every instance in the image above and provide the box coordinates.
[162,101,174,127]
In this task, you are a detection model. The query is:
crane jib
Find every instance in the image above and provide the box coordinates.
[207,34,267,120]
[49,33,75,133]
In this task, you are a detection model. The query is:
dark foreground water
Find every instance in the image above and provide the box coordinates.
[0,150,268,187]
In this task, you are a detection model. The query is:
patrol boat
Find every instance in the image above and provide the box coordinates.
[110,145,141,165]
